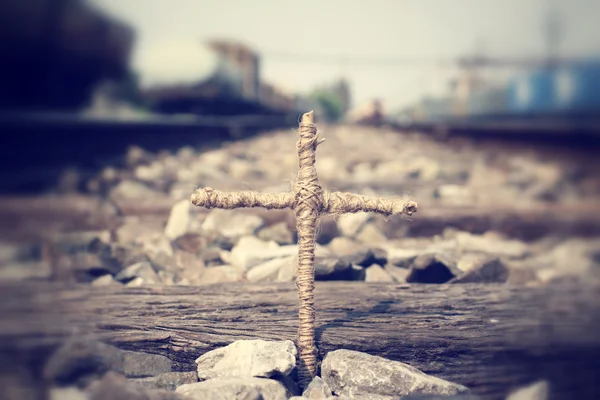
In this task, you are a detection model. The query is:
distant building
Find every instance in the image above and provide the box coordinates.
[206,39,261,101]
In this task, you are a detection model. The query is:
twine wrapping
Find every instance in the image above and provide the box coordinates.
[190,110,418,388]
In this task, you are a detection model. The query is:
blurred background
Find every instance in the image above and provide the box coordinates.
[1,1,600,398]
[1,0,600,194]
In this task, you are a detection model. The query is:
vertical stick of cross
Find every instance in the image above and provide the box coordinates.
[191,111,417,388]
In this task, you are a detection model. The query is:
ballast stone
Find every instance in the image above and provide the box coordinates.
[321,349,469,398]
[176,377,288,400]
[195,339,297,380]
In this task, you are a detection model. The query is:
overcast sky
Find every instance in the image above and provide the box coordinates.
[92,0,600,110]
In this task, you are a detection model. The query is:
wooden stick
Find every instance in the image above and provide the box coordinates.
[1,282,599,399]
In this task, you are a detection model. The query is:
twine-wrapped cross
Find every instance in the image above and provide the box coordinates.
[191,111,417,387]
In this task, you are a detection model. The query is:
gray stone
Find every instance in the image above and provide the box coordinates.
[340,247,387,268]
[164,200,192,241]
[451,255,509,284]
[356,224,388,246]
[0,261,52,281]
[108,244,150,272]
[385,264,410,283]
[506,380,549,400]
[90,274,121,287]
[247,256,294,282]
[337,212,371,237]
[231,238,298,272]
[365,264,395,282]
[136,233,175,259]
[126,146,152,167]
[350,264,367,281]
[314,257,352,279]
[49,387,88,400]
[303,376,333,399]
[200,247,226,266]
[43,339,173,385]
[316,218,341,245]
[506,266,539,286]
[321,349,469,398]
[121,350,173,378]
[87,371,185,400]
[455,232,529,259]
[115,217,164,246]
[51,231,112,255]
[130,371,197,391]
[196,265,242,285]
[257,222,294,245]
[125,277,146,287]
[201,210,264,239]
[374,159,408,180]
[327,236,360,257]
[115,261,159,284]
[110,180,158,200]
[407,157,441,182]
[406,254,459,284]
[176,378,288,400]
[134,162,166,182]
[158,270,177,285]
[433,185,476,205]
[195,339,297,380]
[387,248,421,268]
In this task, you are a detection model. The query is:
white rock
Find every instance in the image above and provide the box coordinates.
[506,380,549,400]
[164,199,192,240]
[327,236,360,257]
[455,231,529,259]
[195,340,297,380]
[231,238,296,272]
[434,184,476,205]
[125,277,146,287]
[90,275,120,287]
[385,264,409,283]
[197,265,242,285]
[356,223,388,245]
[201,210,264,239]
[115,261,159,284]
[136,233,174,258]
[386,248,421,268]
[303,376,333,399]
[407,156,440,181]
[0,261,52,281]
[49,387,88,400]
[373,160,407,180]
[134,162,164,182]
[176,378,287,400]
[247,256,294,282]
[321,349,469,398]
[337,212,371,237]
[365,264,395,282]
[318,156,346,181]
[257,222,294,245]
[110,180,157,199]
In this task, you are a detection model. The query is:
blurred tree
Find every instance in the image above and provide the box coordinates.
[309,89,344,122]
[113,70,147,108]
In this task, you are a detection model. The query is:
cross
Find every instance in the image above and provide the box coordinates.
[191,111,418,388]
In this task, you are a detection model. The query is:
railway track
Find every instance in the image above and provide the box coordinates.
[0,111,296,193]
[388,117,600,147]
